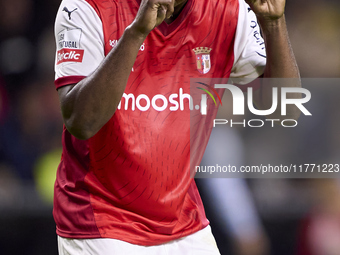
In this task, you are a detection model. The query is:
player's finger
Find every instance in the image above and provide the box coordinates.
[157,4,167,21]
[165,0,175,19]
[150,0,173,7]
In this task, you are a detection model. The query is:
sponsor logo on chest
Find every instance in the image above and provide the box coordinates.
[110,39,145,52]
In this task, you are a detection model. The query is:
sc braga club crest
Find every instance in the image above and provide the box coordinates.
[193,47,212,74]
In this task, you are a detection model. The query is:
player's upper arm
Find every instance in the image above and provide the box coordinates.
[54,0,105,90]
[229,0,267,85]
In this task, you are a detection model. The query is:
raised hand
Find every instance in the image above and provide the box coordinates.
[130,0,175,36]
[245,0,285,21]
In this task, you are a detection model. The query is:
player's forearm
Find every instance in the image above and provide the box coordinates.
[58,0,175,140]
[59,26,147,140]
[260,16,299,79]
[257,16,301,120]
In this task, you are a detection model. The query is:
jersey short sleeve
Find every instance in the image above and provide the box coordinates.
[54,0,105,89]
[230,0,267,84]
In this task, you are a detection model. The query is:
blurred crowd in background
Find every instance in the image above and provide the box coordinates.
[0,0,339,254]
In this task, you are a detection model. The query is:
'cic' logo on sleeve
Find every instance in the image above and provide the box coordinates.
[56,48,84,65]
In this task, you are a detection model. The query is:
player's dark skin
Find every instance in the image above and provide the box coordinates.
[57,0,300,140]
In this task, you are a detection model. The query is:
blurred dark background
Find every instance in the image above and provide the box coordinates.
[0,0,339,254]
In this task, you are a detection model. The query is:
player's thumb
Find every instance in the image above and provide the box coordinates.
[156,4,168,23]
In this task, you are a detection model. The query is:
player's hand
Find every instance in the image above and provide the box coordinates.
[130,0,175,37]
[245,0,285,21]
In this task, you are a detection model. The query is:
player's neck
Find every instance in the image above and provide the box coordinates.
[164,0,188,24]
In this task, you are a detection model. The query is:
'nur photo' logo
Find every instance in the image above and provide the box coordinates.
[198,83,312,128]
[196,82,222,115]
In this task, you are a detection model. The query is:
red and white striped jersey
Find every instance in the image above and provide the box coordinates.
[53,0,266,246]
